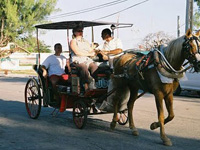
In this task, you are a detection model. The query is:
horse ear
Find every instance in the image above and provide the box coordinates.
[195,30,200,37]
[186,29,192,37]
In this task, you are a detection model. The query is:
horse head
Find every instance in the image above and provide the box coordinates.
[183,29,200,72]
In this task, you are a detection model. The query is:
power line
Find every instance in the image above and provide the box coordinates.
[48,0,129,19]
[94,0,149,21]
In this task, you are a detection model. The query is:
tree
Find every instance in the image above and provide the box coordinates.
[139,31,175,50]
[0,0,58,52]
[17,37,51,53]
[194,0,200,29]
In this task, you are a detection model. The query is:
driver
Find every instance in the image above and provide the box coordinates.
[97,28,126,111]
[41,43,68,103]
[96,28,123,68]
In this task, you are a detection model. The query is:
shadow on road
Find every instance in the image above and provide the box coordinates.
[0,99,199,150]
[0,76,30,83]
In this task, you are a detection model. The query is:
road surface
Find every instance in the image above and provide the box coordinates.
[0,75,200,150]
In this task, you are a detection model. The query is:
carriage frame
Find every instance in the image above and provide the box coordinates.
[24,20,133,129]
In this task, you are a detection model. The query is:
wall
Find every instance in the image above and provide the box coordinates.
[0,52,69,70]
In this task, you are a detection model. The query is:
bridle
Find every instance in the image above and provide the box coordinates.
[182,35,200,72]
[182,36,200,60]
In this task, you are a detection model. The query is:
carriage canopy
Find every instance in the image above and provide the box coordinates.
[35,20,133,30]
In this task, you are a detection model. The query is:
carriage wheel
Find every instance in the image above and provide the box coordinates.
[73,100,88,129]
[118,110,129,125]
[25,78,41,119]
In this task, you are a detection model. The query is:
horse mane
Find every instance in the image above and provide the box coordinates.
[163,36,185,63]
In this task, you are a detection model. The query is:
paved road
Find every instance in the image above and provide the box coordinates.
[0,75,200,150]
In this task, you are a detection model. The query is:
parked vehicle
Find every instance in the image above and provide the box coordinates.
[174,68,200,96]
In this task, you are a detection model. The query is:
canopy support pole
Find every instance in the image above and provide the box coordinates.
[91,26,94,47]
[67,29,71,62]
[36,28,40,65]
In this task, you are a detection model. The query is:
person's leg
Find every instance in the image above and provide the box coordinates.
[89,62,98,78]
[50,75,61,102]
[73,63,90,90]
[88,62,98,89]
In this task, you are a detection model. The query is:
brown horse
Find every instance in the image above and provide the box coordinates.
[110,29,200,146]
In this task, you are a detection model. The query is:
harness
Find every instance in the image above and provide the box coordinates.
[113,35,200,91]
[113,51,154,91]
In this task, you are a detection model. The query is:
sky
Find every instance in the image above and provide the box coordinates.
[38,0,197,51]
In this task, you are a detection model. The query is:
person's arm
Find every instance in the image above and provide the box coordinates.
[41,65,48,78]
[99,38,123,55]
[41,56,50,78]
[70,39,94,57]
[102,48,123,55]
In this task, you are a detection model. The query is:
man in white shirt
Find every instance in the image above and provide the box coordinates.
[97,29,128,111]
[41,43,68,103]
[97,28,123,68]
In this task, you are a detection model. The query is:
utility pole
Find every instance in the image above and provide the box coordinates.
[185,0,194,32]
[177,16,180,37]
[189,0,193,31]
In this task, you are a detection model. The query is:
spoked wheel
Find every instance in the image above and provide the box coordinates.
[118,109,129,125]
[73,100,88,129]
[25,78,41,119]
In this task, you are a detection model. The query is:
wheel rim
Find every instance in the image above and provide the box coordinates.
[118,110,128,125]
[25,78,41,119]
[73,101,87,129]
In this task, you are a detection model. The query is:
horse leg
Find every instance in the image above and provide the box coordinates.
[128,88,139,136]
[164,93,174,124]
[110,90,120,130]
[151,93,172,146]
[150,93,174,128]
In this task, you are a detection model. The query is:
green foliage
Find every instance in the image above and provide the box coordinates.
[194,0,200,29]
[17,36,51,53]
[0,0,58,52]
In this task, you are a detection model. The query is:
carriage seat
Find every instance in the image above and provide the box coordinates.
[95,65,113,78]
[33,64,70,88]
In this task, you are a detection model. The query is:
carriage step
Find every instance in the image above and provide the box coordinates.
[49,102,60,108]
[57,85,70,94]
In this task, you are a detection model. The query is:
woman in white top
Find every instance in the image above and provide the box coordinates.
[70,26,98,91]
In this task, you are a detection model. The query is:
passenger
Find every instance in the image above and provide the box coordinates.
[41,43,68,103]
[70,26,98,91]
[96,28,123,68]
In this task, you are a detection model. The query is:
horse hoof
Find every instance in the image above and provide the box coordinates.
[150,122,158,130]
[110,121,116,130]
[132,129,139,136]
[163,139,172,146]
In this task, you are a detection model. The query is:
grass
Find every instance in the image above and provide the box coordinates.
[0,69,37,75]
[11,70,37,75]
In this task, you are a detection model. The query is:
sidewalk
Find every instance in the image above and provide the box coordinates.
[0,70,36,78]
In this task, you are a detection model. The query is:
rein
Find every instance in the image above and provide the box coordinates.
[113,55,137,78]
[154,48,191,74]
[114,35,199,80]
[155,35,200,78]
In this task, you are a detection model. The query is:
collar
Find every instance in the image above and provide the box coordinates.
[104,37,114,44]
[76,37,84,42]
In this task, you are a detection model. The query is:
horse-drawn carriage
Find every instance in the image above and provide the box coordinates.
[24,20,200,146]
[24,20,133,129]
